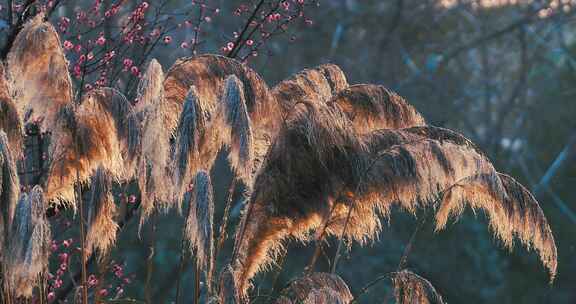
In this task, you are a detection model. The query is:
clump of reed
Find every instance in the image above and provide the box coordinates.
[0,14,559,304]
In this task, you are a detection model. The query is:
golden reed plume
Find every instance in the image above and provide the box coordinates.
[5,186,51,298]
[7,14,73,132]
[45,88,138,206]
[172,76,254,195]
[271,63,348,112]
[327,84,426,133]
[274,272,353,304]
[134,60,173,225]
[165,55,276,189]
[164,54,278,133]
[0,65,22,160]
[85,167,118,260]
[392,270,445,304]
[229,102,557,298]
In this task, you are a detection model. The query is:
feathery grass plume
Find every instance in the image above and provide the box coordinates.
[231,102,554,295]
[271,63,349,113]
[275,273,352,304]
[0,131,20,251]
[435,172,557,281]
[172,86,205,204]
[392,270,445,304]
[0,64,23,160]
[7,13,73,132]
[184,171,215,292]
[215,75,254,184]
[327,84,426,133]
[164,54,278,133]
[45,88,136,206]
[6,186,51,298]
[133,59,176,225]
[302,288,350,304]
[85,167,118,260]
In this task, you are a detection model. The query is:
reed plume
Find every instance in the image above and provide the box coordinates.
[327,84,426,133]
[6,13,73,132]
[135,60,173,224]
[435,172,557,280]
[173,86,206,204]
[214,75,254,184]
[45,88,137,206]
[184,171,215,292]
[85,167,118,260]
[392,270,444,304]
[0,131,19,252]
[271,63,348,112]
[0,65,22,160]
[275,273,352,304]
[229,102,557,297]
[164,54,278,133]
[5,186,51,298]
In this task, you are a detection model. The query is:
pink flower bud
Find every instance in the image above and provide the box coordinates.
[96,36,106,46]
[63,40,74,50]
[130,66,140,76]
[123,58,133,67]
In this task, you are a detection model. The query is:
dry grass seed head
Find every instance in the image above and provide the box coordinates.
[45,88,130,206]
[272,63,348,113]
[85,167,118,261]
[392,270,444,304]
[278,273,352,304]
[172,86,205,204]
[136,62,174,224]
[435,172,557,281]
[218,75,254,184]
[164,54,278,133]
[328,84,426,133]
[7,13,73,132]
[6,186,51,298]
[231,103,555,295]
[185,170,215,292]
